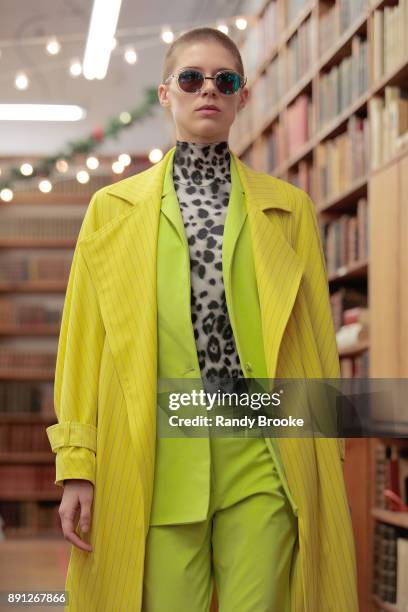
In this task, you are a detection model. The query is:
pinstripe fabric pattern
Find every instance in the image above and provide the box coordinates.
[46,146,358,611]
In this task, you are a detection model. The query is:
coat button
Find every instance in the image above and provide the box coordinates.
[244,361,253,373]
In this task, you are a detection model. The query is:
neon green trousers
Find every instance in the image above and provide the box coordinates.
[142,436,299,611]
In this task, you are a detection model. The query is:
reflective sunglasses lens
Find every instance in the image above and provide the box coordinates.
[216,71,241,95]
[178,70,204,92]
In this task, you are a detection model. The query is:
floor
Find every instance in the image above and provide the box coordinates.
[0,538,70,612]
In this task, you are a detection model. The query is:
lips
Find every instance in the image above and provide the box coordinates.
[196,105,220,111]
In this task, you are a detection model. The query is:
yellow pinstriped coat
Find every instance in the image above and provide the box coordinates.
[46,146,358,611]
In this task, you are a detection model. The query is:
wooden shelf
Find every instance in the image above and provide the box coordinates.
[0,490,61,501]
[0,413,55,424]
[328,259,369,283]
[3,526,61,539]
[0,281,67,293]
[0,239,76,248]
[0,370,55,381]
[318,175,368,213]
[0,324,60,336]
[0,452,54,464]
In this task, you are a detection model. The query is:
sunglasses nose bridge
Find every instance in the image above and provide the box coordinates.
[200,75,219,95]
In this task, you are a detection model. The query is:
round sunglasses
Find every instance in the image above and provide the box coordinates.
[164,68,247,96]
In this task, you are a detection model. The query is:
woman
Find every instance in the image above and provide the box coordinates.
[46,27,358,612]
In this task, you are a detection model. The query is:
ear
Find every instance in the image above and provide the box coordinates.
[237,87,250,112]
[158,83,171,108]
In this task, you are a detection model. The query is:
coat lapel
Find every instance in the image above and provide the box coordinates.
[79,146,304,502]
[233,155,305,380]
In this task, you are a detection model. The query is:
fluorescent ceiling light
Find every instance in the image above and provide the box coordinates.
[83,0,123,80]
[0,104,86,121]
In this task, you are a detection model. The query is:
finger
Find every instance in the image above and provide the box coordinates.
[60,504,93,552]
[79,498,93,533]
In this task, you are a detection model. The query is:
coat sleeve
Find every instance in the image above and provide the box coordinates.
[294,190,345,463]
[46,193,105,487]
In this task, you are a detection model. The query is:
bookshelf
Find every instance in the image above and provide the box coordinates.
[0,154,150,539]
[230,1,408,611]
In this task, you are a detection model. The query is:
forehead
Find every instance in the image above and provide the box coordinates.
[174,41,237,71]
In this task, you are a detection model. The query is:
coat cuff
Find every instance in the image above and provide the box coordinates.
[54,447,96,488]
[46,421,97,453]
[46,422,97,488]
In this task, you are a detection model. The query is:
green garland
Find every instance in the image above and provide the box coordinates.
[0,86,160,191]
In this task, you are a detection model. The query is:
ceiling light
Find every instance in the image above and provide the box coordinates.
[112,161,124,174]
[56,159,69,172]
[39,179,52,193]
[86,156,99,170]
[70,60,82,77]
[15,72,29,90]
[118,153,131,166]
[83,0,123,80]
[124,47,137,64]
[20,163,33,176]
[149,148,163,163]
[119,111,131,124]
[0,188,13,202]
[217,24,229,35]
[46,37,61,55]
[0,104,86,121]
[161,28,174,44]
[235,17,248,30]
[77,170,90,184]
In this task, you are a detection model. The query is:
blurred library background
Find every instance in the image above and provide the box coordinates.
[0,0,408,610]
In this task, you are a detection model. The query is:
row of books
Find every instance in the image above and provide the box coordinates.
[0,381,54,414]
[287,160,314,194]
[0,423,51,453]
[286,16,313,91]
[319,0,367,56]
[374,443,408,510]
[370,86,408,170]
[249,56,284,131]
[0,349,56,371]
[372,1,408,83]
[286,0,309,27]
[0,253,72,282]
[330,287,368,332]
[316,115,369,201]
[0,465,56,494]
[318,34,368,128]
[240,0,279,76]
[320,198,369,274]
[337,0,368,35]
[0,297,63,326]
[286,94,313,158]
[0,217,82,240]
[372,522,408,608]
[0,501,60,532]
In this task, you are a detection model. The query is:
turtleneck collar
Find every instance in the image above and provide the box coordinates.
[173,139,231,186]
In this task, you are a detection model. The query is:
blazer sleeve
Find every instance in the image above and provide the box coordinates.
[294,191,345,463]
[46,193,105,487]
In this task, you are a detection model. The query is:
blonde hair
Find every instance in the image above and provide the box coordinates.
[161,26,245,83]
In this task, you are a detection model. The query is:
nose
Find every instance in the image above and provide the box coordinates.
[201,76,218,96]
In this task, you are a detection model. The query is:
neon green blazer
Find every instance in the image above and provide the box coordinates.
[46,146,357,612]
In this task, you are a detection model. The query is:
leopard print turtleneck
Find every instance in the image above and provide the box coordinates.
[173,139,245,387]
